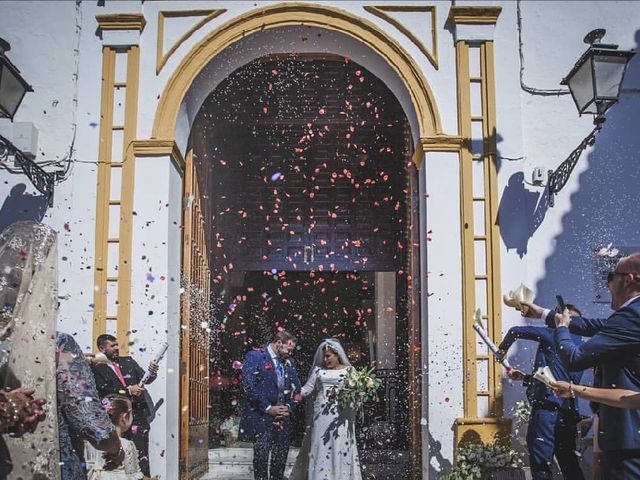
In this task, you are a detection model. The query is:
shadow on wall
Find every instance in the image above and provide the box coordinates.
[428,427,453,478]
[494,126,549,258]
[499,29,640,476]
[498,172,548,258]
[533,29,640,318]
[497,30,640,260]
[0,183,48,232]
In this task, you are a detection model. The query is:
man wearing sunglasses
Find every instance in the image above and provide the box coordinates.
[521,252,640,478]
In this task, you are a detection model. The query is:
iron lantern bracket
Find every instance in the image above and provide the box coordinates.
[547,120,603,208]
[0,132,63,207]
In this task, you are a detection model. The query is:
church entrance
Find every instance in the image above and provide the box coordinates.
[185,55,421,478]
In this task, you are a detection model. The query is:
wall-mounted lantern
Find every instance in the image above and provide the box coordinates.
[0,38,33,120]
[0,37,63,206]
[547,29,635,207]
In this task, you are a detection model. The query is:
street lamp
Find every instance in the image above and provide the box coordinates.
[0,37,62,206]
[0,38,33,120]
[547,29,635,207]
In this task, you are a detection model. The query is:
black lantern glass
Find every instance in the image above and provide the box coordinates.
[561,29,635,120]
[0,38,33,120]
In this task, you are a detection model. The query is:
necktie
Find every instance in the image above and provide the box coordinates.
[111,362,127,387]
[276,359,285,384]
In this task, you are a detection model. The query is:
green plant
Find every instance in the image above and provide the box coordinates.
[442,441,524,480]
[511,400,531,430]
[220,416,240,438]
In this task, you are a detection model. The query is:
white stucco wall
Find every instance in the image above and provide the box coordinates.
[495,1,640,439]
[1,1,639,478]
[131,155,183,479]
[423,151,463,473]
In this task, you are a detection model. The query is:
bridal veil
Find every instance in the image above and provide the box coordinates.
[0,221,61,479]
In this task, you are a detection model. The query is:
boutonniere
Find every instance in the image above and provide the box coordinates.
[264,361,273,370]
[284,359,292,368]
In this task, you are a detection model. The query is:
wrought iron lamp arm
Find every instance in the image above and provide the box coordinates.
[547,123,602,207]
[0,132,60,206]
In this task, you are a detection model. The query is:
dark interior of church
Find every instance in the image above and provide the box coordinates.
[189,56,415,475]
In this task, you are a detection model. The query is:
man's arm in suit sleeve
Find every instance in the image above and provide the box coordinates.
[242,352,270,412]
[554,310,640,371]
[499,326,553,352]
[286,360,302,412]
[544,310,606,336]
[91,366,112,398]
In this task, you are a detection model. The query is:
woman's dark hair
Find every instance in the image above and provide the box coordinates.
[103,394,132,424]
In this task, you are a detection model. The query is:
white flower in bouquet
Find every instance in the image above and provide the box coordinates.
[327,365,382,410]
[220,417,239,437]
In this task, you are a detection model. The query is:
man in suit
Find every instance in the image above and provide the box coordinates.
[239,330,301,480]
[90,334,158,477]
[497,305,585,480]
[523,251,640,478]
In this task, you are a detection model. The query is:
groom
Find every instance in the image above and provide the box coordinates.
[240,330,301,480]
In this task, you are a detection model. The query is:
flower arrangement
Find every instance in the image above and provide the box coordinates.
[511,400,531,430]
[220,416,240,446]
[327,366,382,410]
[442,441,524,480]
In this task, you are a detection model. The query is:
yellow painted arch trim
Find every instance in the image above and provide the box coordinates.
[152,2,442,141]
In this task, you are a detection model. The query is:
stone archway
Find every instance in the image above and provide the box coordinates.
[152,5,444,478]
[152,3,442,144]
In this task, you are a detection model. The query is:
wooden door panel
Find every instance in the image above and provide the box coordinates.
[180,150,210,480]
[201,59,407,273]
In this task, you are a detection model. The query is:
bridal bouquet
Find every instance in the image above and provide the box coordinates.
[502,283,535,311]
[328,366,382,410]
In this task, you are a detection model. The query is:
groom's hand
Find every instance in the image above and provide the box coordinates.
[267,405,288,417]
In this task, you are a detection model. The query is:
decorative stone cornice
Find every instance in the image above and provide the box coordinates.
[419,135,467,152]
[412,135,468,166]
[130,139,185,174]
[447,6,502,25]
[96,13,147,32]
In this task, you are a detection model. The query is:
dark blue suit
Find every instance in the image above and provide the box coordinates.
[550,297,640,478]
[500,326,584,480]
[239,346,301,480]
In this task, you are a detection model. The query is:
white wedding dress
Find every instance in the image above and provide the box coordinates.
[87,438,144,480]
[289,366,363,480]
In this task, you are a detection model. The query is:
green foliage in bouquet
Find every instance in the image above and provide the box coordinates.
[327,366,382,410]
[442,441,524,480]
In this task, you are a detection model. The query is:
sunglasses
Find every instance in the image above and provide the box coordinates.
[607,271,632,283]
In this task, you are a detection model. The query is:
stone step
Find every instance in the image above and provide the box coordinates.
[204,447,298,480]
[208,447,299,464]
[203,465,296,478]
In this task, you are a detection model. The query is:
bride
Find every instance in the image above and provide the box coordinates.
[289,338,362,480]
